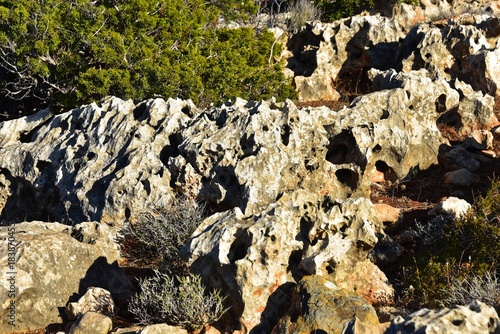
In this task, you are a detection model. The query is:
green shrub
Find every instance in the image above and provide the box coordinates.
[129,270,229,330]
[0,0,295,118]
[400,179,500,309]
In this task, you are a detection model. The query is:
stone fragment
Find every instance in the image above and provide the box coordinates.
[374,203,402,225]
[272,275,383,334]
[463,130,494,150]
[66,287,116,321]
[444,168,481,186]
[428,197,472,219]
[372,235,405,268]
[69,311,113,334]
[442,146,481,171]
[386,300,500,334]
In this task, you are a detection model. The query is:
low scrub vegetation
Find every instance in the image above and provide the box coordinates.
[129,270,228,330]
[399,178,500,311]
[123,197,229,330]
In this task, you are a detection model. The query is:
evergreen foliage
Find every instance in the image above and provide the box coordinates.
[0,0,295,118]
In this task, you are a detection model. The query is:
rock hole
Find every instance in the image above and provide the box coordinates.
[409,104,414,110]
[435,94,447,113]
[425,52,432,60]
[437,107,463,129]
[19,125,42,143]
[141,179,151,196]
[36,160,51,172]
[335,169,359,190]
[86,152,96,160]
[299,217,313,241]
[326,144,348,164]
[321,196,335,213]
[262,125,269,131]
[276,192,283,201]
[380,109,389,120]
[181,105,192,116]
[133,103,149,121]
[452,319,463,326]
[160,134,182,165]
[373,144,382,153]
[240,133,256,154]
[215,110,228,128]
[281,124,291,146]
[325,130,365,168]
[125,207,131,220]
[325,262,335,274]
[228,232,251,264]
[375,160,398,182]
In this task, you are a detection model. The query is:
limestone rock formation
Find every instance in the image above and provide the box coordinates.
[272,275,385,334]
[0,79,460,331]
[287,16,405,101]
[0,221,130,332]
[66,287,116,321]
[0,97,194,224]
[386,300,500,334]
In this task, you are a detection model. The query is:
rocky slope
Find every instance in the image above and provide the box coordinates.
[1,4,500,334]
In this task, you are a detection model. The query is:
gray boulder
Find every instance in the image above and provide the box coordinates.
[386,300,500,334]
[0,221,130,332]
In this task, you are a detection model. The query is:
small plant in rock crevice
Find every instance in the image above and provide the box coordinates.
[128,270,229,330]
[123,197,229,330]
[396,178,500,310]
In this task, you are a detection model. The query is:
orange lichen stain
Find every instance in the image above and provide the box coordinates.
[256,305,266,313]
[253,288,263,297]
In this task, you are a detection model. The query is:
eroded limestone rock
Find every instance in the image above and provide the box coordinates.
[386,300,500,334]
[272,275,385,334]
[66,287,116,321]
[0,221,130,332]
[68,311,113,334]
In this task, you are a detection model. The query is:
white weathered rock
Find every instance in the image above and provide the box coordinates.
[428,196,472,219]
[287,16,405,101]
[392,0,500,31]
[0,97,194,224]
[386,300,500,334]
[69,311,113,334]
[0,221,130,332]
[66,287,116,321]
[183,194,382,331]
